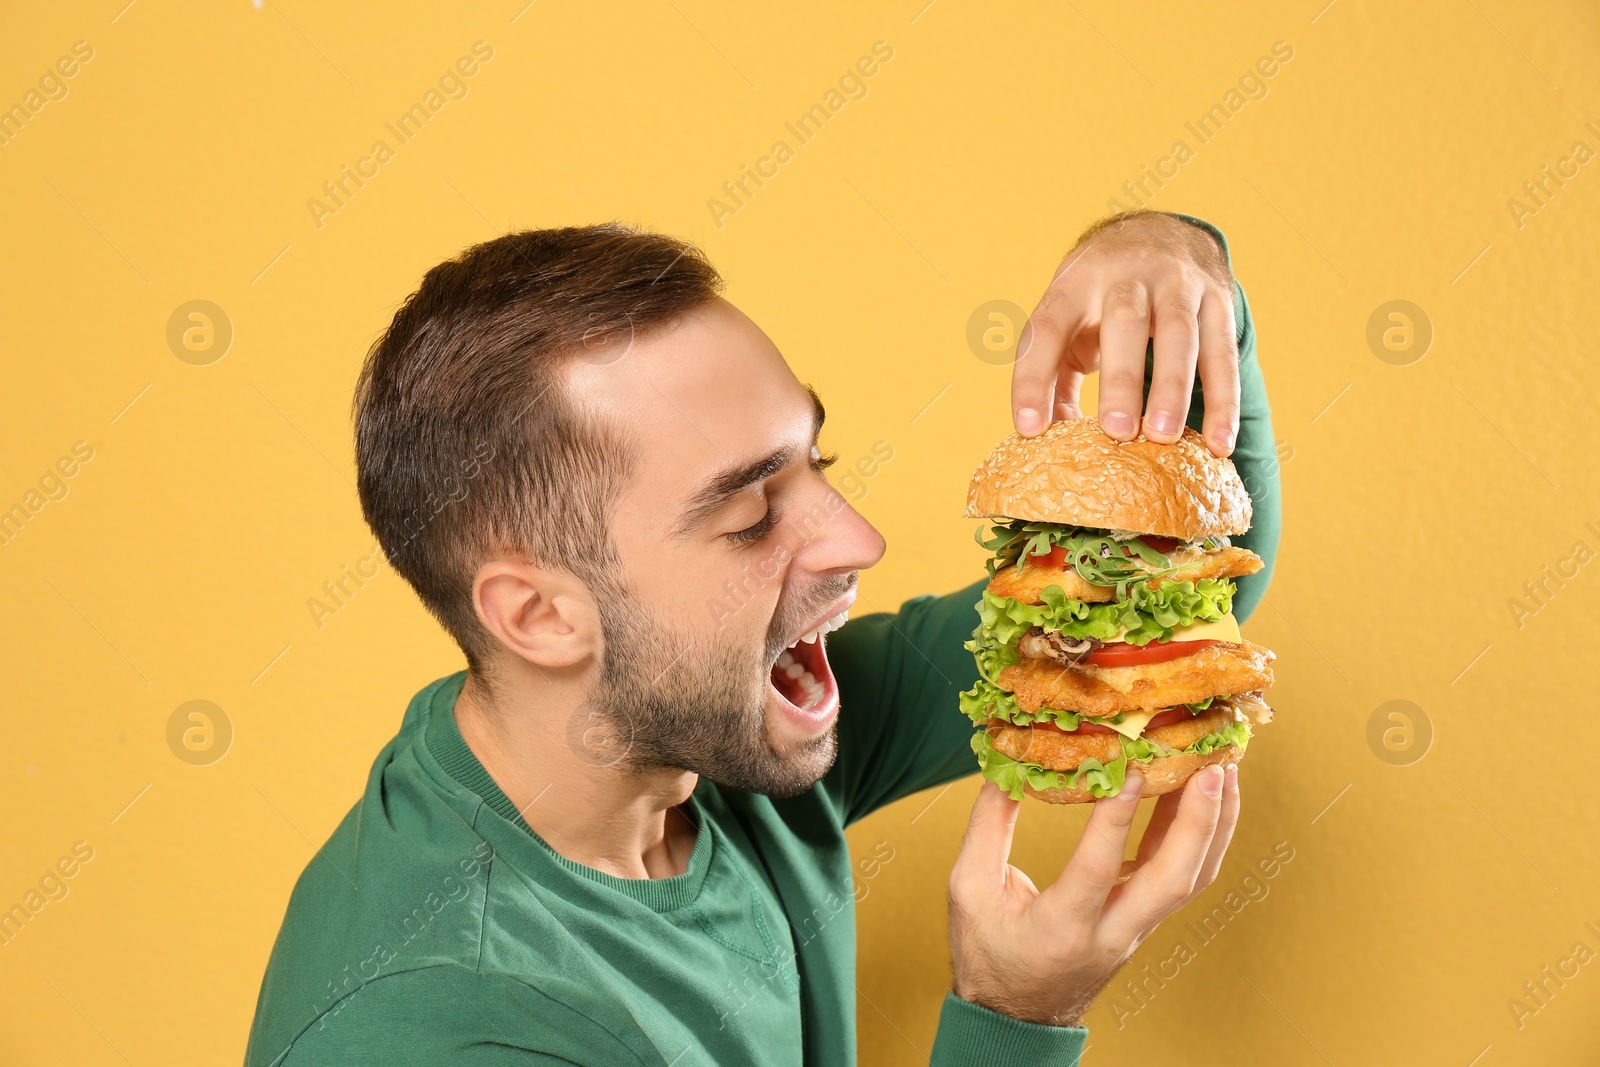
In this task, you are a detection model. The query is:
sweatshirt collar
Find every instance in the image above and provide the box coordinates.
[420,671,714,911]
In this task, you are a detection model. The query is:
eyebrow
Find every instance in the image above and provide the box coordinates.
[671,387,827,540]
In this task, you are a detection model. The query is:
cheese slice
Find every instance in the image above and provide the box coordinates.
[1100,707,1159,740]
[1103,612,1242,647]
[1168,612,1242,644]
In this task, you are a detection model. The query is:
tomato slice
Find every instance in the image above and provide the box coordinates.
[1085,638,1217,667]
[1031,706,1194,735]
[1032,718,1117,734]
[1035,545,1070,569]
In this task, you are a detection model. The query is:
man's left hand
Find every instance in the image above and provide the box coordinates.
[1010,211,1241,457]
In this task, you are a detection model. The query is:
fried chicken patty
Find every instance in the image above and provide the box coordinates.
[986,545,1262,605]
[986,703,1237,770]
[997,640,1276,718]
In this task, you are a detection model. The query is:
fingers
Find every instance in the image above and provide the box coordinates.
[1142,286,1202,443]
[1095,282,1150,440]
[1012,289,1088,436]
[1193,763,1241,891]
[1053,366,1085,422]
[1099,765,1224,943]
[1039,771,1145,923]
[1132,789,1184,867]
[1196,288,1241,456]
[951,780,1022,894]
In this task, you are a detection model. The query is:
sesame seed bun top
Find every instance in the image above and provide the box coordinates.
[964,417,1254,542]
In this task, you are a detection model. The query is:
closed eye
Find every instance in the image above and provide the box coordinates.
[725,450,836,546]
[726,508,780,545]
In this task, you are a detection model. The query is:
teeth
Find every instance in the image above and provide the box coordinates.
[777,650,794,667]
[771,659,822,710]
[792,608,852,648]
[797,669,823,709]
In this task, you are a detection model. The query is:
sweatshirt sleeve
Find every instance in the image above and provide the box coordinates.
[1160,212,1280,624]
[822,576,989,827]
[930,991,1087,1066]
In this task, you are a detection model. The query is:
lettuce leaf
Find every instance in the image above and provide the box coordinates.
[959,678,1091,729]
[1187,717,1252,756]
[971,732,1128,801]
[1120,733,1172,762]
[971,578,1235,656]
[969,718,1253,801]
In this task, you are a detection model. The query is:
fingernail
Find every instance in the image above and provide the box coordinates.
[1225,764,1239,791]
[1147,411,1178,437]
[1101,410,1135,437]
[1210,426,1236,453]
[1016,407,1043,435]
[1119,773,1143,798]
[1199,766,1223,798]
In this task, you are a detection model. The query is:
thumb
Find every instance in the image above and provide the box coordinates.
[953,780,1022,888]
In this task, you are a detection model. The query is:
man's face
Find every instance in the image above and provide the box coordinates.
[564,299,886,796]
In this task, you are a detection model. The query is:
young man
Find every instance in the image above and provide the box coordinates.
[245,210,1278,1065]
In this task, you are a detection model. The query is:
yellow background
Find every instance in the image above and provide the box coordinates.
[3,1,1598,1064]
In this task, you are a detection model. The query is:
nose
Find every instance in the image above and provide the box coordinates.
[785,483,886,576]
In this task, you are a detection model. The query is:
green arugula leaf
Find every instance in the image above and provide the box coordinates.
[974,520,1228,598]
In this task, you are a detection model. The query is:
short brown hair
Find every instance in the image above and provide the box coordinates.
[354,224,723,671]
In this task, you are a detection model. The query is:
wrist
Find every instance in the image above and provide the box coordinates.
[1070,209,1233,290]
[1158,211,1236,288]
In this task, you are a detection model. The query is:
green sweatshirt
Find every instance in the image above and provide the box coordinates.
[245,217,1276,1067]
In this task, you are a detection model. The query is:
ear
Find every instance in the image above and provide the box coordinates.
[471,559,600,669]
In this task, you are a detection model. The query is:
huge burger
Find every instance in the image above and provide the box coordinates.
[961,418,1276,803]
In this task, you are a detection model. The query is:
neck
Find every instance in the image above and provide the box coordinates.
[453,664,700,880]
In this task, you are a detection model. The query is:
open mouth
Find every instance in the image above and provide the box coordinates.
[768,603,851,724]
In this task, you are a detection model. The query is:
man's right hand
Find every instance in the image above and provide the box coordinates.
[947,764,1241,1027]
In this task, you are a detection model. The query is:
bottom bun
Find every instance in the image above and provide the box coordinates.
[1023,744,1244,805]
